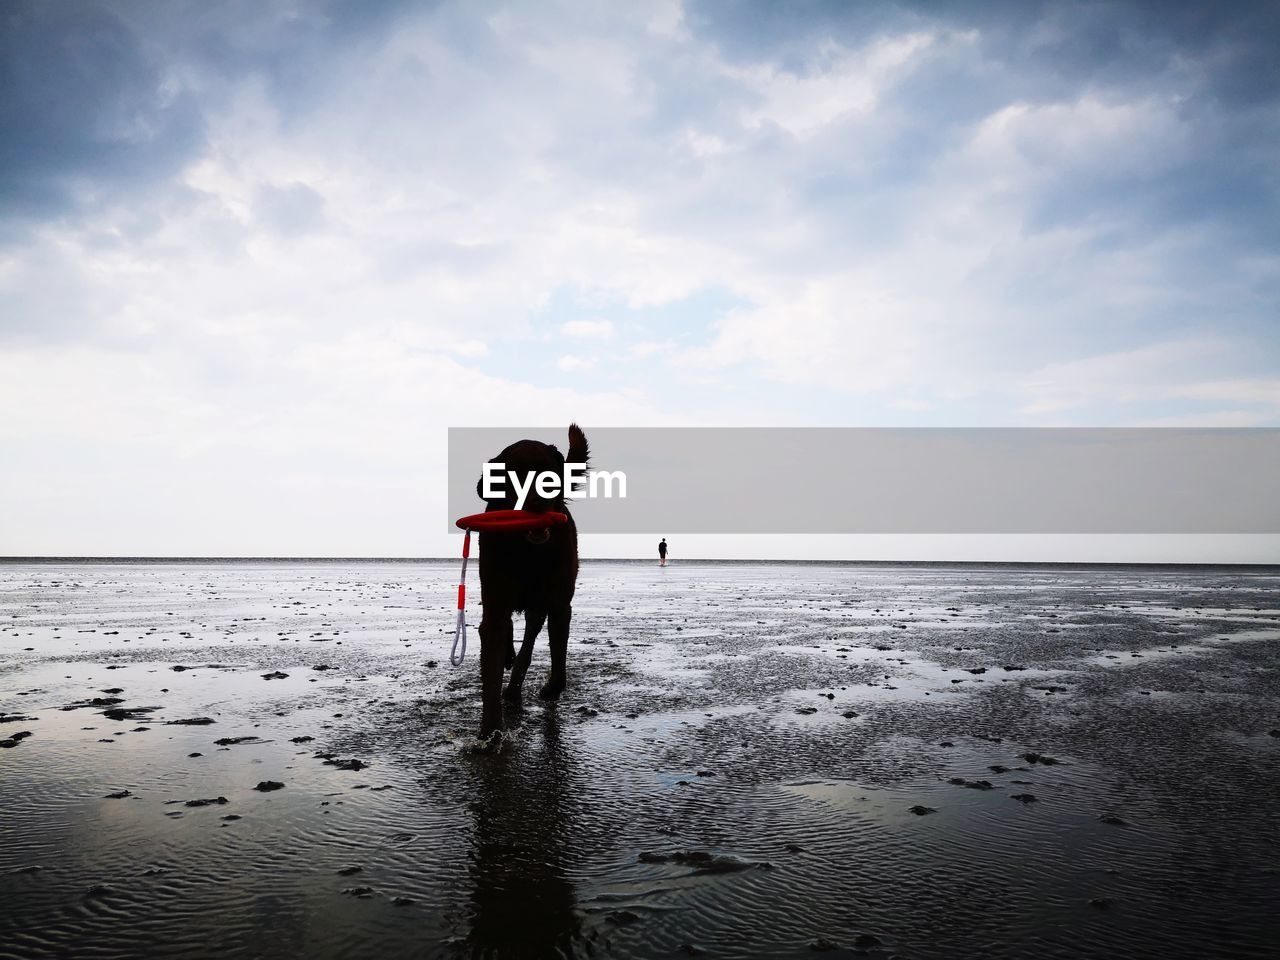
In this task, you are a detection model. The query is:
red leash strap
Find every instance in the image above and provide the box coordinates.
[450,529,471,666]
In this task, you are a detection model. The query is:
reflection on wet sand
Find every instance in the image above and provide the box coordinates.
[462,709,581,959]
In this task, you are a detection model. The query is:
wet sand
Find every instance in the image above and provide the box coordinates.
[2,560,1279,959]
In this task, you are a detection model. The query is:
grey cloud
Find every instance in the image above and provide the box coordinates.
[0,0,418,234]
[4,0,1277,380]
[136,0,422,119]
[376,238,510,284]
[0,2,203,221]
[674,1,1280,285]
[254,182,326,236]
[685,1,1280,108]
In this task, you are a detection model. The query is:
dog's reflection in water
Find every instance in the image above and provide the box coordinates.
[463,710,581,959]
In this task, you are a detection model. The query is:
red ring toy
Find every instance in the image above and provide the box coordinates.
[455,509,569,532]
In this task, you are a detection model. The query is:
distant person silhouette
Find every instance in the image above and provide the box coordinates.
[658,538,668,566]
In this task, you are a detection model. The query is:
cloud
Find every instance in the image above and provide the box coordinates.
[1016,340,1280,422]
[561,320,614,339]
[1016,340,1216,415]
[730,31,939,137]
[254,181,326,236]
[1,0,1278,553]
[0,2,204,222]
[556,354,595,372]
[451,339,489,359]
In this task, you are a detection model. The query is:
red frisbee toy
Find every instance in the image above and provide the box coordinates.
[455,509,569,532]
[449,510,570,666]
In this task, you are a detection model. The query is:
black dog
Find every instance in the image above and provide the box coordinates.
[475,424,588,738]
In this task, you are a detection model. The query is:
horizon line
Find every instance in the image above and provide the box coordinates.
[1,556,1277,569]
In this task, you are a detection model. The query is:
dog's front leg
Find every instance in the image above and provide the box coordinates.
[478,611,512,738]
[539,602,571,701]
[505,609,545,702]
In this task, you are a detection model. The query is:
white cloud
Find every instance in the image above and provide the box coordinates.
[1015,340,1210,415]
[731,33,939,137]
[1015,341,1280,421]
[964,95,1185,181]
[686,278,933,394]
[556,354,595,372]
[561,319,614,339]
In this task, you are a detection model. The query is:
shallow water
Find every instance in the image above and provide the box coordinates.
[2,560,1279,959]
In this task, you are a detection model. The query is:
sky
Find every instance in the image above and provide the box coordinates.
[1,0,1278,560]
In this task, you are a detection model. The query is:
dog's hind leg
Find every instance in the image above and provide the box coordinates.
[505,609,545,702]
[539,602,571,701]
[478,611,512,739]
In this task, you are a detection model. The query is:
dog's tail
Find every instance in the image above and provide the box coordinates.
[567,423,590,471]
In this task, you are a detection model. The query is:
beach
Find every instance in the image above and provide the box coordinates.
[2,560,1278,959]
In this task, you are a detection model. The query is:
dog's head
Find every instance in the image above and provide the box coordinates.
[476,423,590,514]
